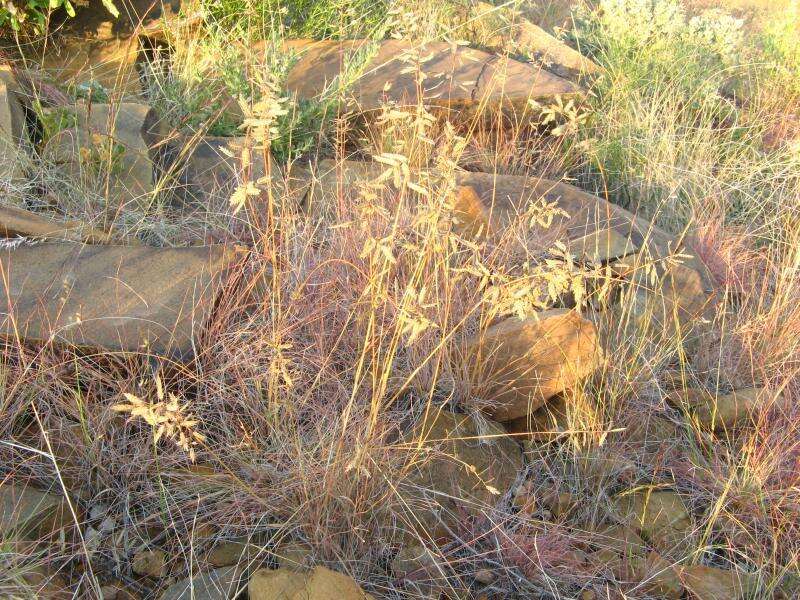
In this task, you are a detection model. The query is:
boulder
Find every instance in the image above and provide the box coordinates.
[0,65,30,182]
[587,522,648,579]
[611,251,716,341]
[400,409,522,542]
[612,489,692,555]
[159,566,243,600]
[280,39,580,114]
[630,551,683,599]
[0,243,238,359]
[206,537,265,568]
[132,548,167,578]
[505,394,570,441]
[679,565,754,600]
[0,482,70,540]
[159,135,272,206]
[466,309,601,422]
[37,0,182,97]
[0,204,108,243]
[248,566,373,600]
[667,386,771,432]
[465,1,601,78]
[43,102,166,212]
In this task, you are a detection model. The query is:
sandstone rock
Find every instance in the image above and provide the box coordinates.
[0,65,30,182]
[0,243,237,359]
[207,537,265,568]
[132,548,167,578]
[679,564,753,600]
[0,204,108,243]
[38,0,182,97]
[467,1,601,78]
[611,251,715,341]
[505,394,570,442]
[159,566,243,600]
[43,103,165,211]
[401,410,522,542]
[21,566,72,599]
[588,522,648,578]
[0,482,70,540]
[281,39,580,114]
[612,489,692,555]
[248,566,373,600]
[631,551,683,599]
[161,135,272,206]
[566,228,638,263]
[667,386,771,432]
[466,309,601,422]
[274,540,313,570]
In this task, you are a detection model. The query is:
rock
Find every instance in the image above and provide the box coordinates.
[474,568,495,584]
[0,204,108,243]
[505,394,570,441]
[679,565,753,600]
[466,1,601,78]
[159,566,243,600]
[43,103,166,212]
[0,65,30,182]
[37,0,182,97]
[611,252,715,342]
[566,228,638,263]
[612,489,692,555]
[588,522,648,579]
[132,549,167,578]
[21,566,72,599]
[0,243,238,359]
[631,551,683,599]
[0,482,70,540]
[248,566,373,600]
[667,386,771,432]
[274,540,313,570]
[466,309,601,422]
[400,410,522,543]
[207,537,264,568]
[280,39,580,114]
[160,135,272,206]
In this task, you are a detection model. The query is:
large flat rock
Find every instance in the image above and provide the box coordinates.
[0,66,30,182]
[281,39,580,113]
[0,204,107,243]
[0,243,236,359]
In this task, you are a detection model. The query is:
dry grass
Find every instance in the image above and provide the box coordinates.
[1,0,800,598]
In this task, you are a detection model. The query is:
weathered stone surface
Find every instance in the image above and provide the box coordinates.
[612,253,715,339]
[467,1,601,78]
[159,566,243,600]
[0,243,236,359]
[249,566,373,600]
[44,102,165,210]
[612,489,692,555]
[0,65,29,181]
[466,309,601,422]
[38,0,182,96]
[0,482,70,539]
[400,410,522,542]
[206,536,266,568]
[274,540,313,570]
[291,160,716,342]
[505,393,569,441]
[630,551,683,599]
[281,39,580,113]
[163,135,271,206]
[132,548,167,578]
[0,204,107,243]
[21,566,72,599]
[667,386,771,432]
[679,565,753,600]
